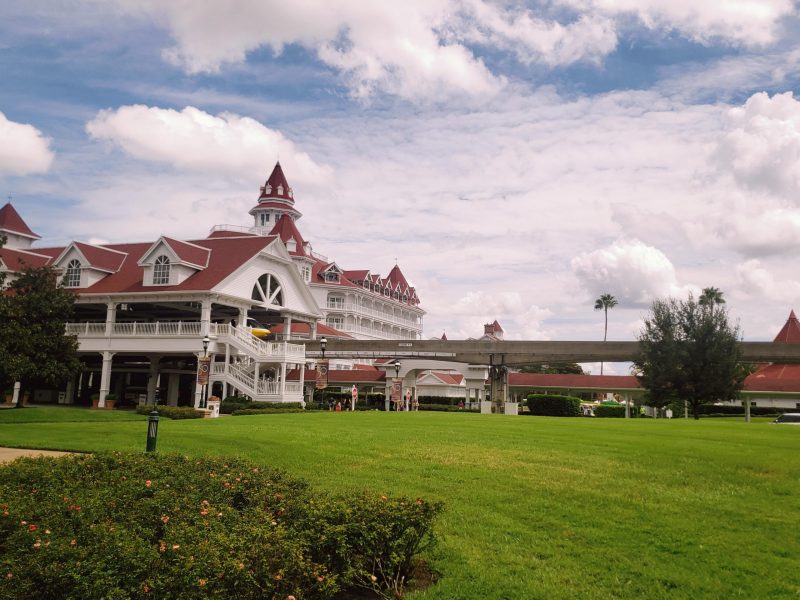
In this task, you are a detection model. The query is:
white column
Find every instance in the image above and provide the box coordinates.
[10,381,21,406]
[200,299,212,336]
[104,302,117,336]
[299,363,306,407]
[310,321,318,340]
[284,315,293,340]
[280,360,287,400]
[254,362,260,397]
[147,356,161,404]
[64,378,75,405]
[238,307,247,327]
[98,351,115,408]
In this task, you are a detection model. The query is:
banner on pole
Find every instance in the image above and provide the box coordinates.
[316,359,329,390]
[391,378,402,406]
[197,357,211,386]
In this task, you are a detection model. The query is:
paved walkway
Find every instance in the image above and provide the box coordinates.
[0,448,74,463]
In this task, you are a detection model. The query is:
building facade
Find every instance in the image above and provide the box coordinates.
[0,163,424,407]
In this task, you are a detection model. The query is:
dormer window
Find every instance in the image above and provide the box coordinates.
[265,185,272,194]
[325,272,339,283]
[277,185,284,195]
[259,213,270,226]
[64,259,81,288]
[153,255,171,285]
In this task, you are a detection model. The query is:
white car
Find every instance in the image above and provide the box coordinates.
[772,413,800,425]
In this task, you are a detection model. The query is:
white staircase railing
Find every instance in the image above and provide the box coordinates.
[211,361,303,401]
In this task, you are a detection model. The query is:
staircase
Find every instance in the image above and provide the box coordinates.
[209,326,305,403]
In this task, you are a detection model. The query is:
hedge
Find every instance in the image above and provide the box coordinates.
[594,404,626,418]
[135,405,204,420]
[526,394,581,417]
[0,452,442,599]
[418,404,478,413]
[232,408,306,416]
[696,404,789,416]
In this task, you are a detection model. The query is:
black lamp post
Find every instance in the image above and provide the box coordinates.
[201,335,210,409]
[146,386,159,453]
[320,336,327,359]
[394,360,401,411]
[394,360,401,378]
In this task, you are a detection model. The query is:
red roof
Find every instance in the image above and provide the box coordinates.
[342,269,370,281]
[258,162,294,204]
[287,368,386,383]
[0,203,39,239]
[73,242,127,272]
[268,322,353,339]
[269,214,307,256]
[206,230,258,239]
[0,247,51,270]
[428,372,464,385]
[441,332,447,340]
[32,235,278,294]
[773,310,800,343]
[386,264,409,290]
[508,373,642,390]
[162,237,211,268]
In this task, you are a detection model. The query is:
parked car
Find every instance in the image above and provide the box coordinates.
[772,413,800,425]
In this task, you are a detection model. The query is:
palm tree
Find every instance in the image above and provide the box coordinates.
[699,287,725,307]
[594,293,618,375]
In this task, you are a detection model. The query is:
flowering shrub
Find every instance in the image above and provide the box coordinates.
[0,453,441,599]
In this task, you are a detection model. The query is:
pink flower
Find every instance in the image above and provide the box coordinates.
[198,578,207,587]
[145,480,152,488]
[28,524,37,532]
[70,539,77,547]
[161,515,169,524]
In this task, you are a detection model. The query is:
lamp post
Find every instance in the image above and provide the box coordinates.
[319,336,327,358]
[200,335,210,409]
[145,388,159,453]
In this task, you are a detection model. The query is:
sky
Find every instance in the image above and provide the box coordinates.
[2,0,800,373]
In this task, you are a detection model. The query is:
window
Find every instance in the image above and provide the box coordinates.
[259,213,270,226]
[65,259,81,288]
[251,273,283,307]
[326,316,344,329]
[153,255,171,285]
[327,295,344,309]
[325,272,339,283]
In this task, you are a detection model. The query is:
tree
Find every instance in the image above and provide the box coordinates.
[699,287,725,307]
[594,293,617,375]
[633,294,745,419]
[0,264,81,401]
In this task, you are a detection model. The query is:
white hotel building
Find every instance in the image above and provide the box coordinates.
[0,163,425,407]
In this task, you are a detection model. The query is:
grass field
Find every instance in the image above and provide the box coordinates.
[0,408,798,599]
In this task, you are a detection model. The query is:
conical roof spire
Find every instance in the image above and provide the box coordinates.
[774,310,800,343]
[258,162,294,204]
[0,202,39,239]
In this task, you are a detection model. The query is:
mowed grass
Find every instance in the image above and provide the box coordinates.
[0,410,798,599]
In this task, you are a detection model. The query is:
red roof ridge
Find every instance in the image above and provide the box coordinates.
[773,309,800,344]
[258,162,294,204]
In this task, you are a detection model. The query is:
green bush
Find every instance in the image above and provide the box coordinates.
[135,406,204,420]
[418,404,478,413]
[526,394,581,417]
[220,396,254,414]
[232,408,306,416]
[595,404,626,418]
[0,453,442,599]
[696,404,788,416]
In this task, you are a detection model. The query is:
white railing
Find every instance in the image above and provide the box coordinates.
[66,321,202,337]
[211,324,305,362]
[326,302,420,328]
[214,362,302,399]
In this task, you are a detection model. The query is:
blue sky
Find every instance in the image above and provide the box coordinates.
[2,1,800,370]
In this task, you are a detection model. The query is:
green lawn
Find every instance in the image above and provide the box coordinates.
[0,410,798,599]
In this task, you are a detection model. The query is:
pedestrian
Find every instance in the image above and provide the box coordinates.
[458,400,464,410]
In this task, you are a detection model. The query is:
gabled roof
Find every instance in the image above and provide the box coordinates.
[206,230,258,239]
[34,235,278,294]
[773,310,800,343]
[424,372,464,385]
[54,242,127,273]
[441,331,447,340]
[258,162,294,204]
[491,320,503,333]
[0,203,39,239]
[162,237,211,268]
[343,269,370,281]
[269,214,307,256]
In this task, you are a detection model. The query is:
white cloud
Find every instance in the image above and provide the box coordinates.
[716,91,800,198]
[0,111,54,176]
[86,105,330,184]
[571,239,694,305]
[564,0,794,46]
[431,291,551,340]
[735,258,800,303]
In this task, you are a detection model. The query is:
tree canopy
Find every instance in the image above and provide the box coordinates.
[0,257,80,395]
[633,293,744,419]
[518,363,584,375]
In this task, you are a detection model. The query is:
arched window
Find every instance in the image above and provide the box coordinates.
[64,259,81,288]
[251,273,283,307]
[153,255,170,285]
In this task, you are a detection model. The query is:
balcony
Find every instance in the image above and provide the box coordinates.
[325,302,422,329]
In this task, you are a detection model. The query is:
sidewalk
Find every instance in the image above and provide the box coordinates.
[0,448,74,463]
